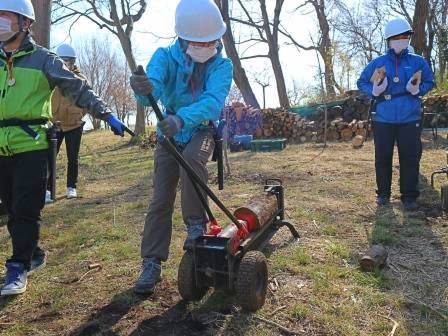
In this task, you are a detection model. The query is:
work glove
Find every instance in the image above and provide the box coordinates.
[106,114,126,137]
[158,115,184,138]
[372,77,388,97]
[130,65,153,96]
[406,76,420,96]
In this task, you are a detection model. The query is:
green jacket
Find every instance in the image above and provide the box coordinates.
[0,36,111,156]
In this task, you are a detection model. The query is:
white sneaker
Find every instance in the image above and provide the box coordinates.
[66,187,77,199]
[45,190,54,204]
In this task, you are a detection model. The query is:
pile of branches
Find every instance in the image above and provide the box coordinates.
[139,131,158,149]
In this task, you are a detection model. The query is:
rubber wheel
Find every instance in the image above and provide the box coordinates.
[177,251,208,302]
[235,251,268,312]
[441,185,448,211]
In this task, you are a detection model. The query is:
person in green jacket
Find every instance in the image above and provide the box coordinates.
[0,0,128,296]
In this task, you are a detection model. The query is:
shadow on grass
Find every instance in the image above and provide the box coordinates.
[128,290,252,336]
[69,288,144,336]
[0,295,16,313]
[369,173,448,334]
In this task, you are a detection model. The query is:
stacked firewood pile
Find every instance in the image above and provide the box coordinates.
[261,93,372,143]
[222,91,448,143]
[139,131,158,149]
[422,94,448,128]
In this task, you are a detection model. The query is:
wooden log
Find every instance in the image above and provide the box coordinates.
[360,245,388,272]
[352,135,365,149]
[234,194,278,230]
[340,128,353,141]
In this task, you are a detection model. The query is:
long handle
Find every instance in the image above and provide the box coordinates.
[124,125,135,137]
[135,66,241,228]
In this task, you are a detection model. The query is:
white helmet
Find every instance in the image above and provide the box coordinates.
[0,0,35,21]
[175,0,227,42]
[56,43,76,59]
[385,18,413,39]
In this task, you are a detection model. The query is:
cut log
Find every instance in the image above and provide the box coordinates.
[360,245,388,272]
[340,128,353,141]
[352,135,365,149]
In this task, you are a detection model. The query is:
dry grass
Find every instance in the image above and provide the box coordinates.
[0,130,447,335]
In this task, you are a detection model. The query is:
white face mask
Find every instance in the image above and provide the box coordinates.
[389,39,409,55]
[186,44,217,63]
[0,17,16,42]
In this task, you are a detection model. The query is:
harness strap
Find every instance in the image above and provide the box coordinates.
[0,118,48,140]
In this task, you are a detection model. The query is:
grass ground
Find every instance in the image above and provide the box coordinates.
[0,130,448,335]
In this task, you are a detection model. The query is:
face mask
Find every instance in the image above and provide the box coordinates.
[186,44,217,63]
[389,39,409,54]
[0,17,16,42]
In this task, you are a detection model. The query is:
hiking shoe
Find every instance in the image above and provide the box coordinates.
[376,196,390,206]
[134,257,161,295]
[183,224,204,250]
[45,190,54,204]
[1,262,27,296]
[28,248,46,276]
[403,200,418,211]
[66,187,77,199]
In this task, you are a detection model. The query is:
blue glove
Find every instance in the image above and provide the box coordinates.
[106,114,126,137]
[158,115,184,137]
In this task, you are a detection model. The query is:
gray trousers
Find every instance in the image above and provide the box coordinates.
[141,129,215,261]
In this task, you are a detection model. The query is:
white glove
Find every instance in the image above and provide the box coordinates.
[406,77,420,96]
[372,77,388,97]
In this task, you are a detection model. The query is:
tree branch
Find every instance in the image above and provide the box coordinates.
[240,54,269,60]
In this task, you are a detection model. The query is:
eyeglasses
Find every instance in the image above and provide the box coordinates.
[389,34,411,41]
[189,40,218,48]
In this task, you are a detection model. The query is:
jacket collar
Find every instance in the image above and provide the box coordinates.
[169,38,224,73]
[0,34,35,60]
[387,48,409,58]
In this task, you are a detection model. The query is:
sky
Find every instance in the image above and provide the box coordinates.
[51,0,355,108]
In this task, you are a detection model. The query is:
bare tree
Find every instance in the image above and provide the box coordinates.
[334,0,386,63]
[252,68,271,109]
[77,38,125,130]
[31,0,52,47]
[230,0,290,108]
[215,0,260,109]
[52,0,148,138]
[295,0,341,96]
[109,60,135,125]
[225,85,244,105]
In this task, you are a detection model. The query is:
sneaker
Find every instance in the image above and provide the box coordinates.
[66,187,77,199]
[28,248,46,276]
[134,257,161,295]
[45,190,54,204]
[183,224,204,250]
[376,196,390,206]
[1,262,27,296]
[403,200,418,211]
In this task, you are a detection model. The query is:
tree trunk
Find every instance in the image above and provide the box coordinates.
[31,0,52,47]
[110,0,146,137]
[322,50,337,97]
[313,0,336,97]
[216,0,260,109]
[269,48,290,108]
[411,0,429,56]
[259,0,290,109]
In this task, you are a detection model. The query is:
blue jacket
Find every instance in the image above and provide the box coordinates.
[357,49,434,123]
[136,39,233,144]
